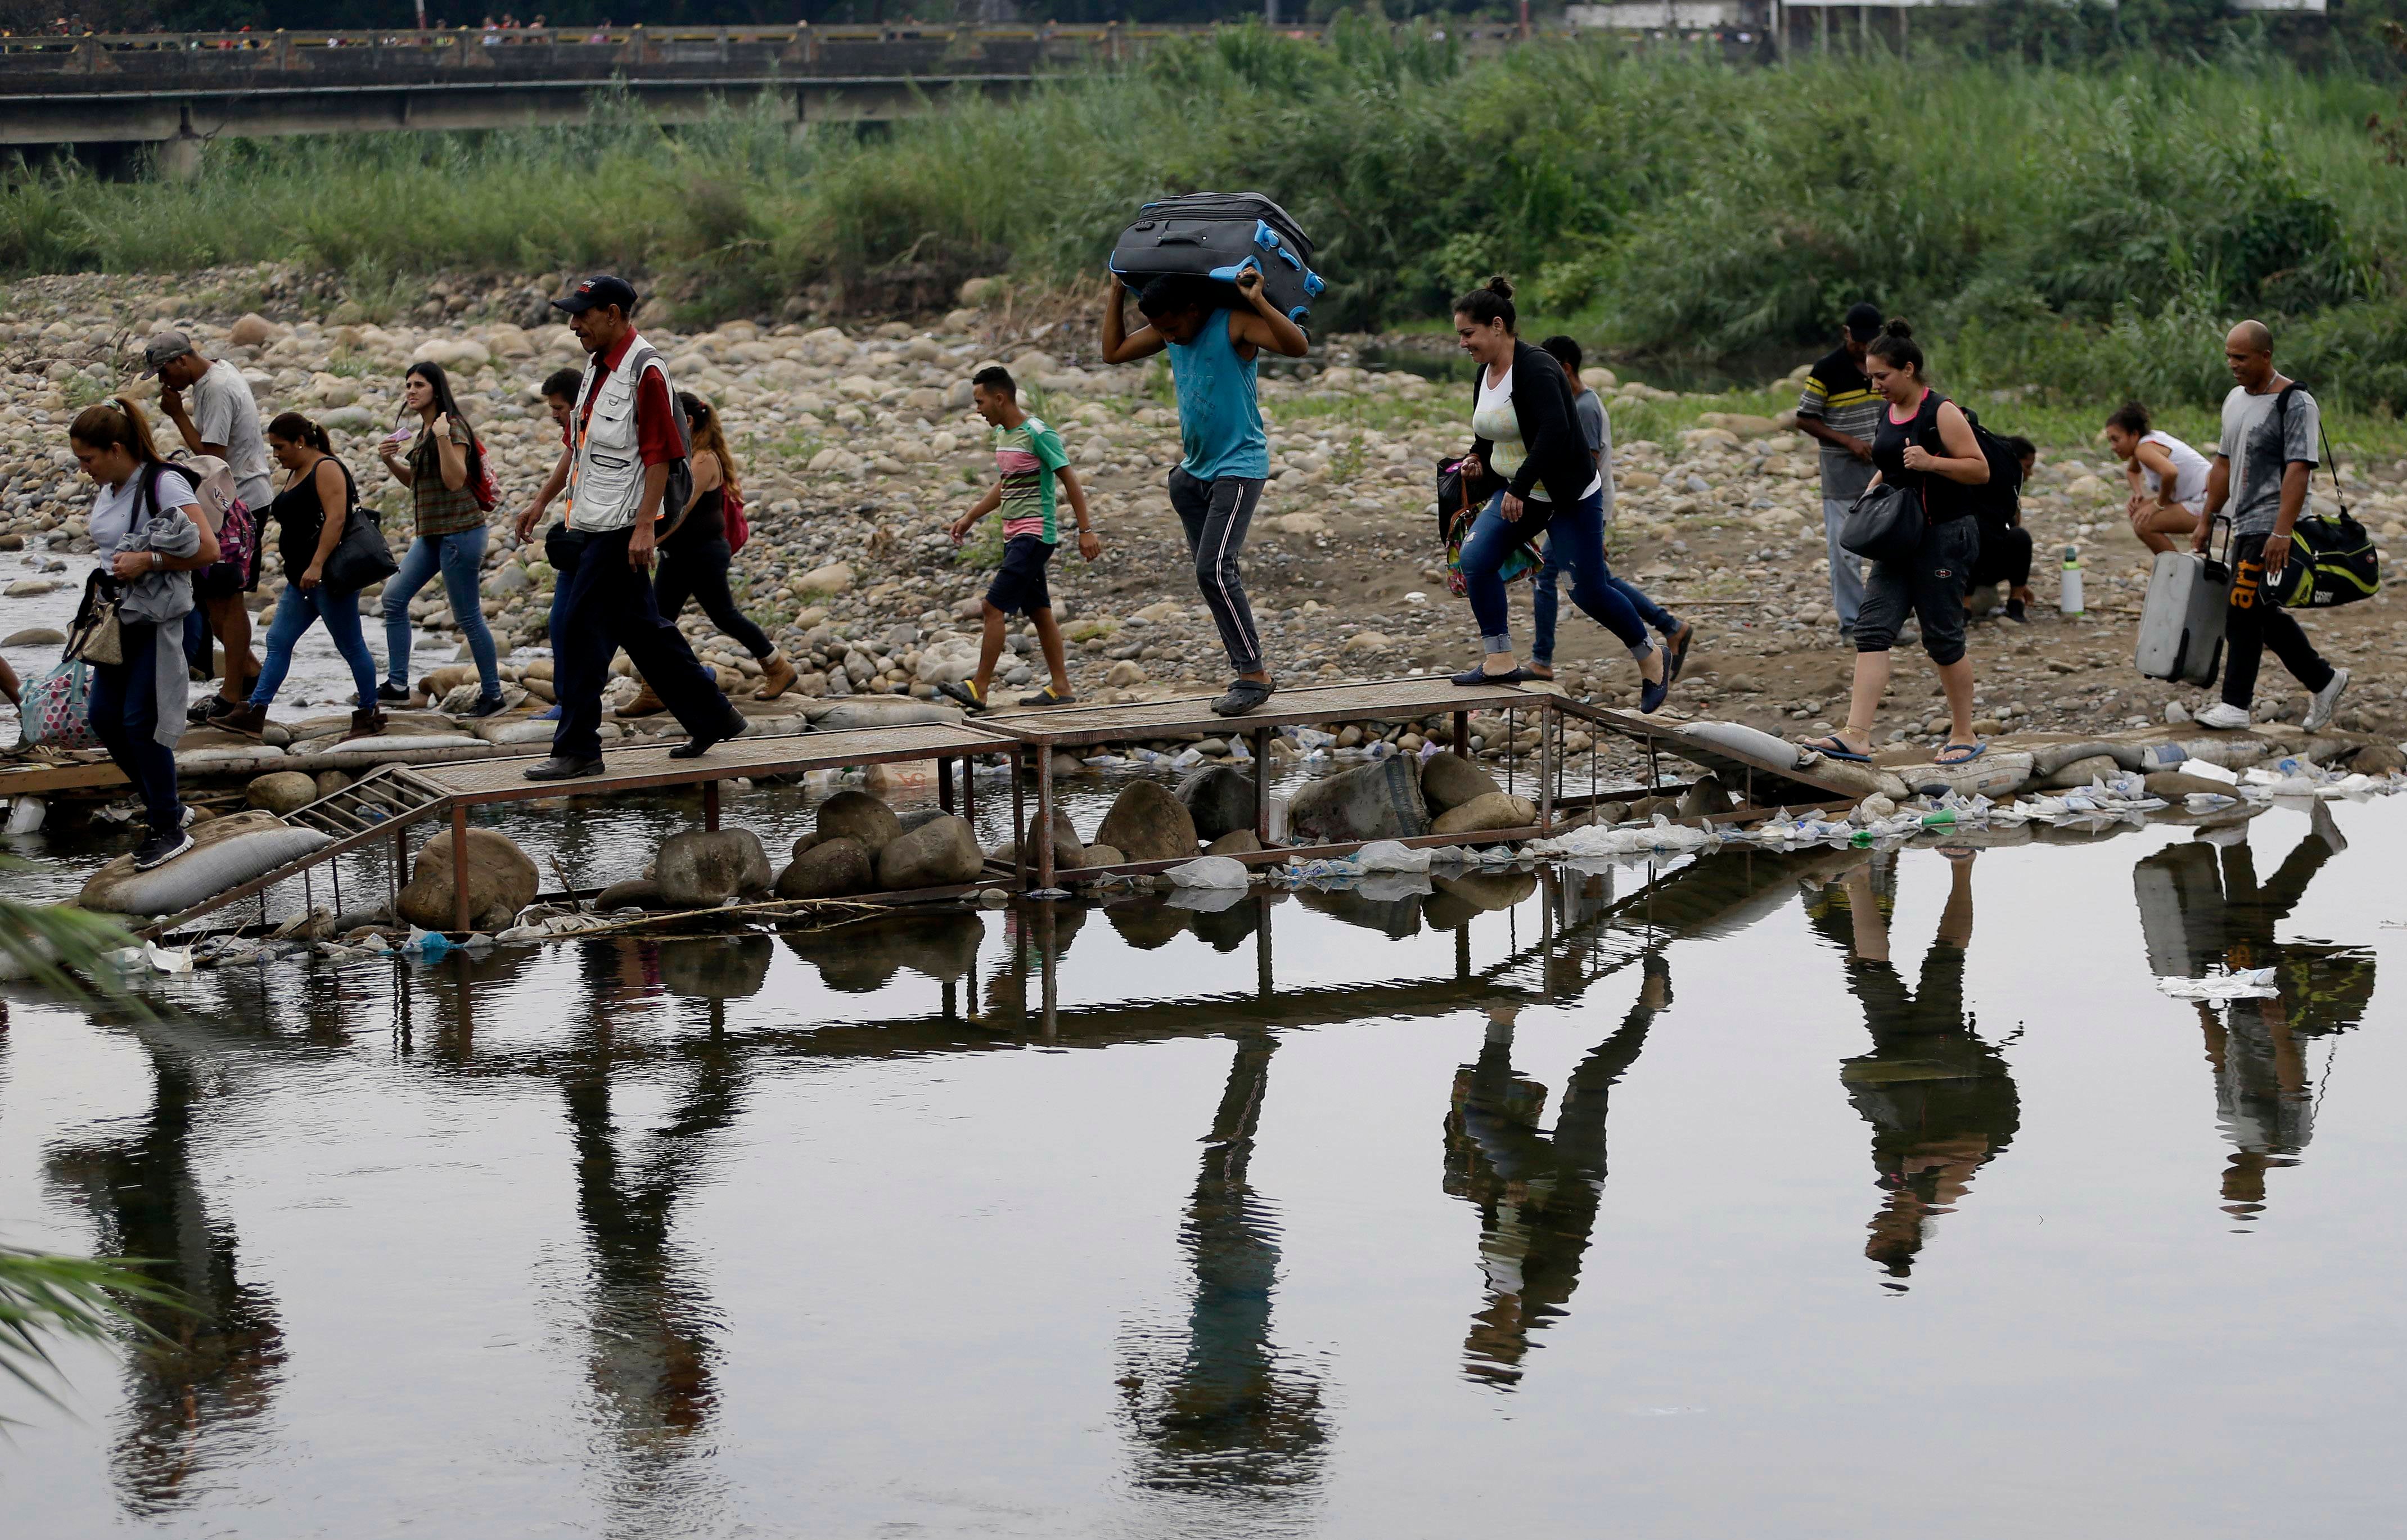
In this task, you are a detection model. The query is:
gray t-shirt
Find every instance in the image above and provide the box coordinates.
[2218,383,2318,538]
[1573,388,1617,527]
[190,358,273,511]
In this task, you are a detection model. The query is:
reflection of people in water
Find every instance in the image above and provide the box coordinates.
[1442,957,1664,1387]
[553,938,747,1525]
[1117,1029,1327,1507]
[42,1044,286,1516]
[1806,849,2021,1281]
[2133,805,2373,1220]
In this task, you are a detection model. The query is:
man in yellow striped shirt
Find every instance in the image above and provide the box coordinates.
[1796,302,1887,639]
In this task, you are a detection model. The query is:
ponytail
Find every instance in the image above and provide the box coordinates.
[69,396,167,468]
[267,410,333,454]
[1451,274,1517,334]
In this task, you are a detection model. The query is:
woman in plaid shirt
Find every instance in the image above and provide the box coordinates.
[376,360,507,716]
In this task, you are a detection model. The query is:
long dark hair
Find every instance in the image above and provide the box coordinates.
[677,390,740,499]
[1452,274,1517,333]
[1864,317,1926,379]
[267,410,332,454]
[69,395,168,470]
[404,360,484,482]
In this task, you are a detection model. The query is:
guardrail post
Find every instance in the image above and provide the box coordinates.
[450,805,471,933]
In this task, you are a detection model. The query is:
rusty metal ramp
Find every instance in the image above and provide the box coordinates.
[138,765,456,938]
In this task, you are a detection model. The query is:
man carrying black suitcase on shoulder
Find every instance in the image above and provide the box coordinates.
[517,274,745,780]
[2192,320,2349,733]
[1101,266,1309,717]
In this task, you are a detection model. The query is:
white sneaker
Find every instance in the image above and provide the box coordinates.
[2303,667,2350,732]
[2194,702,2251,730]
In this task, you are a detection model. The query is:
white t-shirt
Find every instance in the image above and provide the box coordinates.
[89,466,202,570]
[190,358,274,510]
[1471,363,1599,504]
[2138,429,2210,514]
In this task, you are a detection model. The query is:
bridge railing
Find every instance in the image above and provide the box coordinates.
[0,20,1535,75]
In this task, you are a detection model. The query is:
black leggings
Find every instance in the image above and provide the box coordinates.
[2224,531,2334,709]
[655,535,773,660]
[1970,522,2032,590]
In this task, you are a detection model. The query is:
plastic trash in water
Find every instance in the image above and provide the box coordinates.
[2156,967,2279,1002]
[1921,810,1958,829]
[1355,840,1432,874]
[402,927,459,960]
[1170,748,1206,770]
[1166,856,1250,890]
[6,796,44,836]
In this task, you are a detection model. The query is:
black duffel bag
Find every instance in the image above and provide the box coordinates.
[1840,481,1926,567]
[1110,192,1327,329]
[322,504,399,594]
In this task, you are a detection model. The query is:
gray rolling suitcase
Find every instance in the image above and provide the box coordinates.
[2135,521,2229,685]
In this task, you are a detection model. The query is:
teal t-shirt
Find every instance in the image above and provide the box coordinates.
[1165,309,1269,481]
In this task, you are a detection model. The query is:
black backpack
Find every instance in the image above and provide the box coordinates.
[1954,404,2025,526]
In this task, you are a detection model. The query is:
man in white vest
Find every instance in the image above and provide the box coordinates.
[519,274,743,781]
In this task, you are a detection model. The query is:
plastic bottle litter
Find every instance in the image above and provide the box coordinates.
[402,928,459,960]
[2059,545,2085,615]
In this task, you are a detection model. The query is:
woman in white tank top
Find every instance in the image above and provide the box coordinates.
[2105,403,2210,556]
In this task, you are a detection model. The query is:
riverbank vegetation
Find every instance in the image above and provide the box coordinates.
[7,21,2407,410]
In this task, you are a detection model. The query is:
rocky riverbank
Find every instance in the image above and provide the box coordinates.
[6,263,2406,774]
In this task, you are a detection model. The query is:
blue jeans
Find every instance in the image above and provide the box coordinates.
[1534,533,1679,666]
[1461,490,1648,657]
[250,580,380,709]
[382,527,499,696]
[1823,496,1867,632]
[89,622,182,836]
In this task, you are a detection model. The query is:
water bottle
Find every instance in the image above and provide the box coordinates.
[2058,545,2085,616]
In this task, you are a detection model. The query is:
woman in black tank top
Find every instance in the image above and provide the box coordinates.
[215,412,387,740]
[620,391,799,713]
[1801,319,1993,769]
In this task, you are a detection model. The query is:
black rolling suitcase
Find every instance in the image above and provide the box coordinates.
[1109,192,1327,328]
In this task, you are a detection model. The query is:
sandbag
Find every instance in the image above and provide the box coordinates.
[299,734,489,768]
[1678,720,1801,773]
[809,700,963,731]
[2027,738,2129,777]
[1287,756,1430,844]
[1895,750,2036,801]
[79,810,330,916]
[175,746,289,775]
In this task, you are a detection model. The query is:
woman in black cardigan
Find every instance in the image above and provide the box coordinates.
[1451,277,1667,708]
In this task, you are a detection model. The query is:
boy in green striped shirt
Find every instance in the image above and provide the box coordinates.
[941,366,1099,711]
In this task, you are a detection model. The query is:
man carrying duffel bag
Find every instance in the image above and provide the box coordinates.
[2192,320,2354,733]
[1101,264,1310,717]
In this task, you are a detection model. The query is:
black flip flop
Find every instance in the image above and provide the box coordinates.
[936,680,989,714]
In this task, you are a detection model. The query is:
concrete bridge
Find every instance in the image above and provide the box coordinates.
[0,20,1531,173]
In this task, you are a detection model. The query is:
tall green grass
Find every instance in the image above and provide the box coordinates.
[7,25,2407,409]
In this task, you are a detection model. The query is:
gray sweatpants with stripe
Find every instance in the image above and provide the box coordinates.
[1169,467,1267,676]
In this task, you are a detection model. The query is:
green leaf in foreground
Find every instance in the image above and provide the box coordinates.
[0,1247,193,1416]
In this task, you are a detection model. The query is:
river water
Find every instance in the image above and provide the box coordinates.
[3,792,2402,1537]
